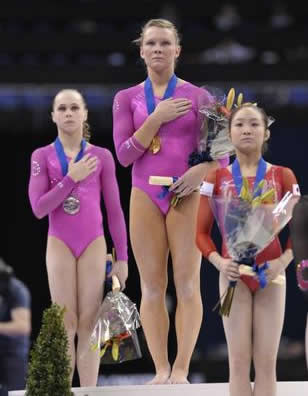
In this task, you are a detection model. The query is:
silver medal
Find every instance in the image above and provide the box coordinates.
[63,196,80,215]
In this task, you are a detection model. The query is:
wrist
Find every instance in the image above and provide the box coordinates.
[67,172,79,183]
[209,251,223,271]
[149,112,163,128]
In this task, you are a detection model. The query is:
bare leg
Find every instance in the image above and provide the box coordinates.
[46,236,78,384]
[76,236,106,387]
[167,192,202,384]
[252,280,286,396]
[220,275,253,396]
[130,188,170,384]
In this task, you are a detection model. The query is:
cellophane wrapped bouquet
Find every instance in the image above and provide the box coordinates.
[210,178,299,316]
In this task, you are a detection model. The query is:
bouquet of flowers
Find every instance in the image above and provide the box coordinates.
[188,86,237,167]
[210,180,299,316]
[90,252,142,364]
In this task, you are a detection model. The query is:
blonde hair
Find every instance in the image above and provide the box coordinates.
[53,89,91,141]
[133,18,181,47]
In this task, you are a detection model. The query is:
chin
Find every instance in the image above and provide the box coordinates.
[62,127,79,136]
[150,63,168,72]
[237,145,258,155]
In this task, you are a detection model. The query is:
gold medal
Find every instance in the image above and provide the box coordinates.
[149,136,161,154]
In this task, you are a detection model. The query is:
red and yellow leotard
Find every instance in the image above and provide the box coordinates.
[196,165,298,292]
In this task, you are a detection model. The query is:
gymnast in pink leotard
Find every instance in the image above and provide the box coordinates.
[112,19,229,385]
[28,89,128,387]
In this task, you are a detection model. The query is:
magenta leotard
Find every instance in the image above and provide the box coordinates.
[28,143,128,260]
[112,82,213,215]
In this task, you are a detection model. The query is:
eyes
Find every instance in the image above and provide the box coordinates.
[234,122,261,127]
[144,40,172,46]
[57,105,80,112]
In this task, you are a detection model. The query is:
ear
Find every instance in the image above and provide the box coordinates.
[84,109,88,122]
[264,129,270,141]
[51,112,56,123]
[140,46,145,60]
[175,45,181,59]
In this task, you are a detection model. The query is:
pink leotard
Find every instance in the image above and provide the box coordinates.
[113,82,219,215]
[28,143,128,260]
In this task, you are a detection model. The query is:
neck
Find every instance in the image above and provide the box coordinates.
[58,131,83,151]
[235,151,262,173]
[147,68,175,86]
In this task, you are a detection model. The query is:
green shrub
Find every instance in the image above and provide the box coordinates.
[25,303,73,396]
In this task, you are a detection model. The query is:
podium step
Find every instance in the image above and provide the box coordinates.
[9,381,308,396]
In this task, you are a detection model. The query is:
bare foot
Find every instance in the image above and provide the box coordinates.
[146,368,171,385]
[168,369,190,384]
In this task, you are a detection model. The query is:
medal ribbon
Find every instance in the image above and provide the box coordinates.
[232,157,267,199]
[231,156,268,287]
[55,137,86,177]
[144,74,177,115]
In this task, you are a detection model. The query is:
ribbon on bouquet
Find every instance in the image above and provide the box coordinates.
[149,176,182,207]
[252,262,268,289]
[92,331,131,361]
[157,176,179,199]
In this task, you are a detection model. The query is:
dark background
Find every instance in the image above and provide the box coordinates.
[1,0,308,385]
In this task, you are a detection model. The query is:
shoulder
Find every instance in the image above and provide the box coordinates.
[176,81,212,106]
[113,83,143,100]
[271,164,296,178]
[31,144,52,158]
[270,164,299,191]
[176,81,202,95]
[90,145,115,165]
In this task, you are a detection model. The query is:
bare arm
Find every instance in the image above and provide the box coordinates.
[0,307,31,336]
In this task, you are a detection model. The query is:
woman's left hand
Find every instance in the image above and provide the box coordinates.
[169,162,216,198]
[107,260,128,291]
[265,257,284,283]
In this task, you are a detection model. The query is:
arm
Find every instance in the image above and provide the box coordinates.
[196,170,219,261]
[282,167,301,252]
[28,148,77,219]
[0,280,31,336]
[113,90,150,167]
[266,167,299,280]
[0,308,31,336]
[100,149,128,261]
[113,90,191,167]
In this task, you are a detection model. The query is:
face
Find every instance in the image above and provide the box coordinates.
[51,90,88,135]
[230,107,268,154]
[140,26,180,72]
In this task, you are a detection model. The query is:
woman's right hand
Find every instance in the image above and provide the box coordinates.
[68,153,98,182]
[152,97,192,124]
[219,258,241,281]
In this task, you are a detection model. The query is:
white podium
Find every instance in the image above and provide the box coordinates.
[8,381,308,396]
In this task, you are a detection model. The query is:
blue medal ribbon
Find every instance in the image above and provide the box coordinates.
[253,262,269,289]
[55,137,86,176]
[144,74,178,115]
[232,157,267,199]
[231,156,268,288]
[157,177,179,199]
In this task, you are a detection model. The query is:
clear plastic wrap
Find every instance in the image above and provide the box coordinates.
[189,86,236,166]
[210,178,299,316]
[90,275,142,364]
